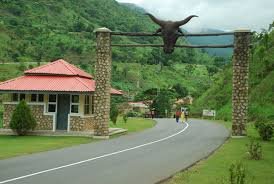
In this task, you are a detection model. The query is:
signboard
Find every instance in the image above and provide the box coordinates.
[202,109,216,117]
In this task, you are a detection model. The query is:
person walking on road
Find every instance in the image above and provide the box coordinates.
[181,110,185,123]
[175,110,181,123]
[184,110,189,122]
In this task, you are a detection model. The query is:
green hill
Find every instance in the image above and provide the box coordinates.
[0,0,155,64]
[186,28,233,57]
[191,28,274,122]
[0,61,211,98]
[0,0,215,68]
[0,0,220,97]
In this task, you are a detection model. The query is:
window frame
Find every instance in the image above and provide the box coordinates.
[11,93,25,102]
[70,94,79,114]
[12,93,19,102]
[91,95,94,114]
[47,94,57,113]
[38,94,44,102]
[19,94,25,101]
[31,94,44,103]
[30,94,37,102]
[84,95,90,115]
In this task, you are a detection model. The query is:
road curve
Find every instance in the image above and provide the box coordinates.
[0,119,230,184]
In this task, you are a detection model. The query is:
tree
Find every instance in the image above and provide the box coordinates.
[10,100,37,136]
[185,64,196,76]
[134,88,158,101]
[110,104,119,125]
[213,56,226,68]
[151,89,176,117]
[206,65,219,77]
[123,113,128,124]
[172,84,188,99]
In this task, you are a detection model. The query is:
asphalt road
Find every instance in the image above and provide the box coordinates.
[0,119,230,184]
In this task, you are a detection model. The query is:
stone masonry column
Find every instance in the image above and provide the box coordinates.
[232,29,251,136]
[93,27,112,139]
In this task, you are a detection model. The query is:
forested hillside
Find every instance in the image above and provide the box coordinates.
[186,28,233,57]
[0,0,214,67]
[191,26,274,122]
[0,0,224,98]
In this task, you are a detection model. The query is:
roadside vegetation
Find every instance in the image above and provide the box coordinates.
[109,117,155,133]
[191,27,274,123]
[166,121,274,184]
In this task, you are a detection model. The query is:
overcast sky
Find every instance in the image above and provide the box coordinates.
[117,0,274,31]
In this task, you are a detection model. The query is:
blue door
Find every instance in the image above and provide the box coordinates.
[57,94,70,130]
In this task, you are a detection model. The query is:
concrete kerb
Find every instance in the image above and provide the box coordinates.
[0,128,127,138]
[231,135,246,139]
[92,136,110,140]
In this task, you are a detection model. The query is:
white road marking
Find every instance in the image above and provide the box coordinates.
[0,122,189,184]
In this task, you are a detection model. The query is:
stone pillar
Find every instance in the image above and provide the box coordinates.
[232,29,251,136]
[93,27,112,139]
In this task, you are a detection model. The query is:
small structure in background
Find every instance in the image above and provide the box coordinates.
[128,101,149,113]
[0,59,122,133]
[175,96,193,106]
[202,109,216,119]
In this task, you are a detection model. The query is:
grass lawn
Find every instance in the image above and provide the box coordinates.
[166,121,274,184]
[0,118,155,160]
[109,117,156,133]
[0,136,93,160]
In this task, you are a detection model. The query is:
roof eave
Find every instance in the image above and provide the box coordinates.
[0,90,122,95]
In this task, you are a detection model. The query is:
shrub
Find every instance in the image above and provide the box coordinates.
[123,113,128,124]
[18,63,27,71]
[28,64,34,69]
[246,140,262,160]
[10,100,36,136]
[127,111,139,117]
[257,122,273,141]
[254,121,261,129]
[110,104,119,125]
[229,162,246,184]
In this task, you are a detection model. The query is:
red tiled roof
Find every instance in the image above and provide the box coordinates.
[0,59,122,95]
[25,59,93,79]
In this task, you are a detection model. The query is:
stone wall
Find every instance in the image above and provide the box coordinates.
[70,116,94,131]
[3,104,53,130]
[3,104,16,128]
[232,30,251,136]
[31,105,53,130]
[93,28,112,137]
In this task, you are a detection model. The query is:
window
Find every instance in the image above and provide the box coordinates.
[12,93,18,102]
[84,95,90,115]
[48,104,56,112]
[38,94,44,102]
[31,94,37,102]
[31,94,44,102]
[71,95,79,113]
[47,94,57,113]
[49,94,57,102]
[19,94,25,101]
[91,95,94,114]
[12,93,25,102]
[71,95,79,103]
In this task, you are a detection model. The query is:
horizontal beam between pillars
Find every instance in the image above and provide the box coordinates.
[111,44,235,48]
[111,32,235,37]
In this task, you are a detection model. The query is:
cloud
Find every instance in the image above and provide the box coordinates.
[116,0,274,31]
